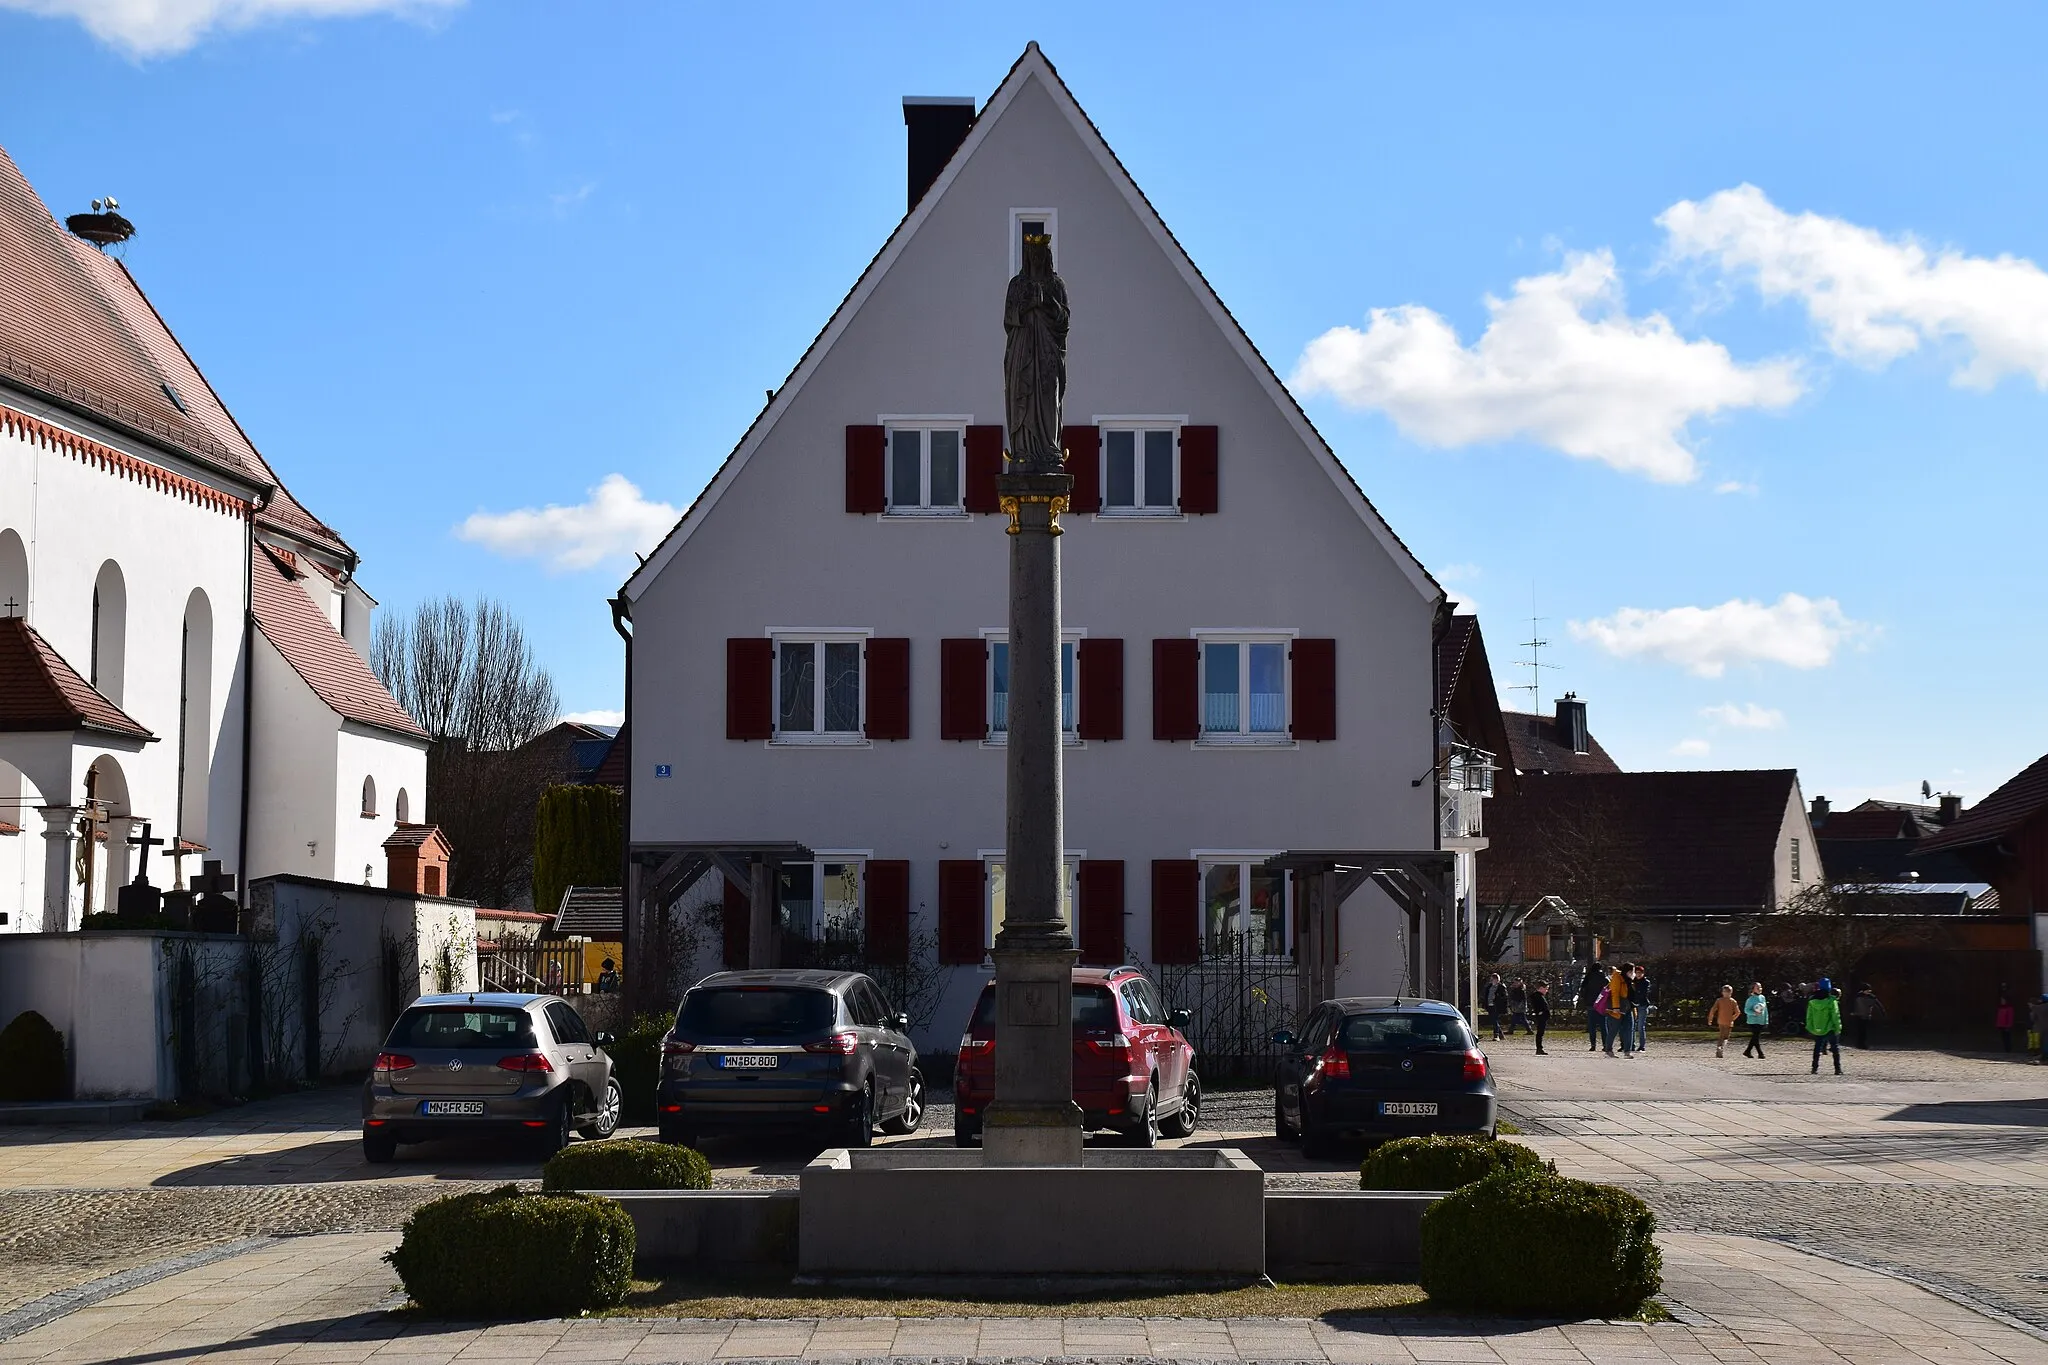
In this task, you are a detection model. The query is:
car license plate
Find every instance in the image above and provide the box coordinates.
[1380,1101,1439,1117]
[422,1100,484,1116]
[719,1053,779,1069]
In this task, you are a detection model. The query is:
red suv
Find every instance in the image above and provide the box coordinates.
[953,966,1200,1147]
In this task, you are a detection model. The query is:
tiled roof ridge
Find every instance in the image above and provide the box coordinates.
[251,545,429,742]
[1,401,249,518]
[0,615,155,739]
[1917,751,2048,854]
[0,346,253,477]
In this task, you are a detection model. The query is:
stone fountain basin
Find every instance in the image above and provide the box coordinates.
[796,1146,1266,1278]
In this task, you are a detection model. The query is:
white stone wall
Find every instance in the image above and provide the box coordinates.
[246,632,343,882]
[333,722,428,890]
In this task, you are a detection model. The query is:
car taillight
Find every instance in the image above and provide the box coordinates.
[496,1052,553,1073]
[1318,1045,1351,1079]
[1086,1033,1131,1057]
[803,1031,859,1055]
[1463,1049,1488,1082]
[373,1052,414,1073]
[959,1034,992,1053]
[662,1039,696,1056]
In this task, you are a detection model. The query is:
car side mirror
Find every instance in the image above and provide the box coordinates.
[1271,1029,1296,1048]
[887,1013,910,1033]
[594,1031,614,1048]
[1169,1009,1191,1030]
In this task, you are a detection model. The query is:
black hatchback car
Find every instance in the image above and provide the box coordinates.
[1273,997,1496,1155]
[655,969,924,1148]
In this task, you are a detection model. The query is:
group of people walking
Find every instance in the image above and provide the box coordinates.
[1702,979,1852,1072]
[1481,975,1552,1054]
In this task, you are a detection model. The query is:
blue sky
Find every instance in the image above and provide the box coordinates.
[4,2,2045,808]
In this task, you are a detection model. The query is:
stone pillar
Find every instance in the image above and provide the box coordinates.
[38,806,76,933]
[984,470,1083,1166]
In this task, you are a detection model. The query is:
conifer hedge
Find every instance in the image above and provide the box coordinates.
[531,784,623,920]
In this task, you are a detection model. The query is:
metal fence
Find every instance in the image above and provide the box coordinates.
[1154,944,1301,1085]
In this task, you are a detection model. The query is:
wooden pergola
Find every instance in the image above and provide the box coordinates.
[622,840,813,1011]
[1261,851,1458,1008]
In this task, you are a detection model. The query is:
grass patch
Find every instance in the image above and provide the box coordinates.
[1494,1119,1523,1135]
[612,1274,1427,1319]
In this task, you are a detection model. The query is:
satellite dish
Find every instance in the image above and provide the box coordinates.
[1921,780,1933,801]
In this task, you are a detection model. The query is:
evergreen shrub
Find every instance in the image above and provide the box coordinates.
[1420,1169,1661,1317]
[531,785,623,923]
[541,1138,711,1192]
[387,1185,633,1317]
[1360,1134,1548,1190]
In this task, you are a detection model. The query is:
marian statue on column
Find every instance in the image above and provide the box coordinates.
[1003,233,1069,473]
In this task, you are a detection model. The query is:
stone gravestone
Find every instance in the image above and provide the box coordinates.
[190,860,239,934]
[115,821,165,921]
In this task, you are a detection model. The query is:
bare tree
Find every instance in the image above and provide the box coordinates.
[373,597,561,907]
[1482,797,1652,960]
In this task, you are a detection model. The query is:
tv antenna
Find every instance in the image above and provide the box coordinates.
[1510,599,1557,706]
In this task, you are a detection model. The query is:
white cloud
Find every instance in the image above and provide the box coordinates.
[1570,593,1866,678]
[457,474,677,572]
[1713,480,1758,496]
[560,709,623,728]
[1700,702,1786,730]
[1671,738,1712,758]
[0,0,461,57]
[1661,185,2048,389]
[1290,250,1803,483]
[1437,562,1481,616]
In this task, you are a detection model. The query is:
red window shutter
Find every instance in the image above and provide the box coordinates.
[845,424,885,513]
[1151,859,1201,965]
[938,859,985,964]
[1076,638,1123,741]
[940,637,987,741]
[726,638,773,740]
[722,875,749,968]
[965,425,1004,514]
[865,638,910,740]
[1292,638,1336,741]
[1179,425,1218,514]
[1077,859,1125,965]
[865,860,911,965]
[1063,424,1100,514]
[1152,638,1200,741]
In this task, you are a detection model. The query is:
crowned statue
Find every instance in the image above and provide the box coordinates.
[1002,233,1069,472]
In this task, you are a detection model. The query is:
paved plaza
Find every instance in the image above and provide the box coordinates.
[1,1036,2044,1361]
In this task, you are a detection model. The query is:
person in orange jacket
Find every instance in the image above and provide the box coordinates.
[1707,985,1744,1058]
[1604,962,1634,1057]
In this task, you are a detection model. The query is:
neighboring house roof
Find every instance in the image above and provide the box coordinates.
[1501,709,1622,776]
[253,544,427,741]
[1816,808,1926,841]
[1436,616,1513,788]
[0,145,349,559]
[1436,616,1478,715]
[588,725,628,786]
[476,907,552,924]
[621,44,1439,611]
[553,885,624,938]
[0,615,154,740]
[1917,752,2048,855]
[1479,769,1801,913]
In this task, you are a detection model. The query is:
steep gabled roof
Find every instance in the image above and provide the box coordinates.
[0,616,154,740]
[1917,752,2048,855]
[0,145,349,559]
[253,544,427,741]
[1437,616,1513,782]
[623,44,1438,608]
[554,885,624,938]
[1479,769,1801,912]
[1501,708,1622,775]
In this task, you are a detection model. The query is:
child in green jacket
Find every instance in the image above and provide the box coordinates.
[1808,978,1844,1075]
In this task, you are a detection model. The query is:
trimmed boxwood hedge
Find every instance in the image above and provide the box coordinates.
[1421,1169,1662,1318]
[0,1011,66,1102]
[1360,1134,1548,1190]
[541,1138,712,1192]
[387,1185,634,1317]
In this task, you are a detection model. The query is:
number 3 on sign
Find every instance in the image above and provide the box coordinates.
[654,764,672,778]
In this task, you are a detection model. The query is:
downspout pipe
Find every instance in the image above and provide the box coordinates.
[608,594,634,1009]
[237,493,267,910]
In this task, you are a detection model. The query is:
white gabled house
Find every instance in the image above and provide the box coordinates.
[617,46,1455,1057]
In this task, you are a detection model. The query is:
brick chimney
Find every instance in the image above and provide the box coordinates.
[1938,793,1963,825]
[1555,693,1589,756]
[383,823,452,897]
[903,96,976,210]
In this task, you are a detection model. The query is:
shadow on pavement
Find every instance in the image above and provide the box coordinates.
[1883,1098,2048,1127]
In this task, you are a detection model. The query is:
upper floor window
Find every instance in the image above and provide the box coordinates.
[776,636,864,740]
[887,424,965,514]
[1010,208,1058,273]
[1202,638,1288,740]
[1102,425,1179,514]
[989,637,1077,739]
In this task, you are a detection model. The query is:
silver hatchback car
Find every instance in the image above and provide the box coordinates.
[361,993,621,1163]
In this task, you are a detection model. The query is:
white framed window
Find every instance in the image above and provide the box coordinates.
[985,853,1081,950]
[779,855,865,943]
[1790,838,1802,883]
[1100,421,1180,515]
[884,420,966,515]
[1199,856,1290,960]
[773,633,866,742]
[1009,207,1058,273]
[985,631,1080,742]
[1199,635,1290,742]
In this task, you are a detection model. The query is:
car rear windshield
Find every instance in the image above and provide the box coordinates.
[389,1008,537,1050]
[971,985,1120,1030]
[677,988,837,1038]
[1340,1013,1471,1050]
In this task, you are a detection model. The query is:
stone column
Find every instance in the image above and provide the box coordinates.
[38,806,76,933]
[984,469,1083,1166]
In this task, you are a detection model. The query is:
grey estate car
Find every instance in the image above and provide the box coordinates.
[361,993,621,1163]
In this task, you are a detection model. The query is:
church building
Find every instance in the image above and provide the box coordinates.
[0,146,428,931]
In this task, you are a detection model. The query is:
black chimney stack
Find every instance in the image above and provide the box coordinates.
[1811,795,1830,826]
[903,96,976,210]
[1938,793,1963,825]
[1555,693,1589,756]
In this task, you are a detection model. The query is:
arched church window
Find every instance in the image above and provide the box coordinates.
[178,590,213,844]
[361,775,377,819]
[395,788,410,824]
[91,561,127,704]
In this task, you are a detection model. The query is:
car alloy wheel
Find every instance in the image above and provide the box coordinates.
[1162,1071,1202,1139]
[1126,1080,1160,1148]
[844,1081,874,1148]
[580,1078,622,1140]
[881,1070,925,1136]
[1274,1092,1300,1142]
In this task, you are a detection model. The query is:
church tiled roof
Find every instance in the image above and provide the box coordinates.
[0,145,349,559]
[0,616,154,740]
[252,545,427,741]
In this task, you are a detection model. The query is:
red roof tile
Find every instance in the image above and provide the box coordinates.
[0,616,154,740]
[588,724,628,787]
[1501,709,1622,775]
[253,545,426,741]
[1917,752,2048,855]
[0,145,348,558]
[382,822,449,852]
